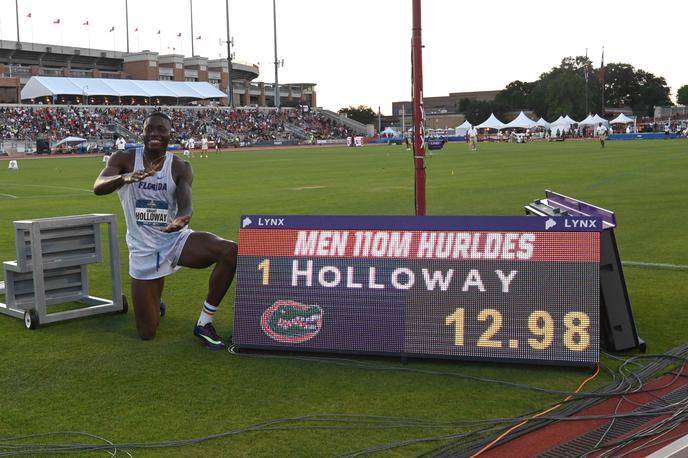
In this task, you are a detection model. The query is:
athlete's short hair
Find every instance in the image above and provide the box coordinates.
[145,111,172,125]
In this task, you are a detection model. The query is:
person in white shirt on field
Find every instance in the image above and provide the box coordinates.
[467,127,478,151]
[200,135,209,158]
[187,137,196,158]
[596,123,608,148]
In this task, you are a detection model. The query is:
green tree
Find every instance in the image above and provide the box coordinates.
[495,80,535,110]
[603,64,672,116]
[678,85,688,106]
[631,70,672,116]
[460,99,509,125]
[604,63,638,107]
[527,56,601,120]
[338,105,376,125]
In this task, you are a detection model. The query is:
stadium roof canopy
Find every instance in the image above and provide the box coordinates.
[21,76,227,101]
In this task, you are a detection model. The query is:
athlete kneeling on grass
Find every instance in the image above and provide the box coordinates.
[93,112,237,349]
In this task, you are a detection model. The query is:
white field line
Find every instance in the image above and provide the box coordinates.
[623,261,688,271]
[0,193,18,198]
[0,184,92,194]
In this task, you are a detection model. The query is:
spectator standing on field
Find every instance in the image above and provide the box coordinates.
[596,123,608,148]
[200,135,209,158]
[467,126,478,151]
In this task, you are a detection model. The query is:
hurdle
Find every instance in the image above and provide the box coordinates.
[0,214,125,329]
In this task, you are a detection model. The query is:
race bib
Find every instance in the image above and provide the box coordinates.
[135,199,169,227]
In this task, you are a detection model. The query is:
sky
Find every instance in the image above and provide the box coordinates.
[0,0,685,114]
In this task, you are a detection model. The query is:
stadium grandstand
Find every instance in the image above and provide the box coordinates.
[0,38,367,154]
[0,104,357,154]
[0,40,316,108]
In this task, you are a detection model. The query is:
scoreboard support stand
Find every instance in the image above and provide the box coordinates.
[525,190,645,353]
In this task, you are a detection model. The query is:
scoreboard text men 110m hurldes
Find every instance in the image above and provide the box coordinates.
[232,215,602,366]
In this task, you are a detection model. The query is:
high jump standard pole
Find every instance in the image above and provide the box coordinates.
[412,0,426,216]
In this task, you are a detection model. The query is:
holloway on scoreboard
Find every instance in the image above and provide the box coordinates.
[232,215,602,366]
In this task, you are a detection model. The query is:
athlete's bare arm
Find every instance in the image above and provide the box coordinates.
[161,157,193,233]
[93,150,154,195]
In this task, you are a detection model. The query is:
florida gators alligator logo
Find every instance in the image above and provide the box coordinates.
[260,300,323,343]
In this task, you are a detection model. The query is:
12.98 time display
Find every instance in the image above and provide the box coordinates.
[232,215,602,366]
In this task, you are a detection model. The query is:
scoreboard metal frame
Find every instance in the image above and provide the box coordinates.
[232,215,602,367]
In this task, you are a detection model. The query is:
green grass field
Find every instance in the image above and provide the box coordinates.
[0,139,686,457]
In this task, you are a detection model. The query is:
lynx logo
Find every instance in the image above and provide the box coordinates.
[545,218,557,230]
[258,217,285,226]
[242,217,252,228]
[260,300,323,343]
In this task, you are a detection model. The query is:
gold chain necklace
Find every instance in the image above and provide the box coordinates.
[143,151,166,172]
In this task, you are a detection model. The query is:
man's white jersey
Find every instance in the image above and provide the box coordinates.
[117,149,192,274]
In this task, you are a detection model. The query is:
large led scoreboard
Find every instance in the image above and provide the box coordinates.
[232,215,603,366]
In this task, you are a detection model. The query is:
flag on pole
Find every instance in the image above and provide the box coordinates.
[196,35,202,40]
[135,27,139,32]
[156,30,161,34]
[176,32,182,37]
[83,20,89,26]
[584,63,589,83]
[53,19,60,24]
[109,26,115,32]
[26,13,32,18]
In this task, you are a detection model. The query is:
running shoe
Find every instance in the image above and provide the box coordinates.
[193,323,225,350]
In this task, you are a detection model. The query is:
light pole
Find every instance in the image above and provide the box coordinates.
[224,0,234,108]
[125,0,130,53]
[15,0,20,42]
[272,0,281,109]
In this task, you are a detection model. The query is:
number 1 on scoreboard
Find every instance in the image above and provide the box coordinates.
[445,308,465,346]
[258,259,270,285]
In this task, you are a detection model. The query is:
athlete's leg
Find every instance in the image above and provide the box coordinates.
[131,277,165,340]
[177,232,238,306]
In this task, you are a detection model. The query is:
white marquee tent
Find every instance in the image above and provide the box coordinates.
[609,113,635,124]
[577,114,597,126]
[503,111,537,129]
[475,113,505,130]
[380,126,400,137]
[592,114,609,126]
[563,115,578,124]
[455,120,472,136]
[536,117,550,128]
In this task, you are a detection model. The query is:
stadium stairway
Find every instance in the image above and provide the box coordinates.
[106,122,140,143]
[319,109,371,135]
[284,123,307,139]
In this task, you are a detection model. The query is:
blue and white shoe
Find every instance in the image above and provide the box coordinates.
[193,323,225,350]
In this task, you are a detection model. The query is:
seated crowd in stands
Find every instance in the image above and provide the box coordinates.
[0,106,353,144]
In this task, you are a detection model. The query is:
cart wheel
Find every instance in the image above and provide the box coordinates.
[160,301,166,317]
[24,309,39,330]
[120,295,129,314]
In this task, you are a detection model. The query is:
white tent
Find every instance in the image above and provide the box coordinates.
[535,118,550,128]
[592,114,609,126]
[609,113,635,124]
[455,120,472,136]
[503,111,537,129]
[551,115,565,125]
[563,115,578,124]
[53,136,87,148]
[578,114,597,126]
[380,127,400,137]
[475,113,505,130]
